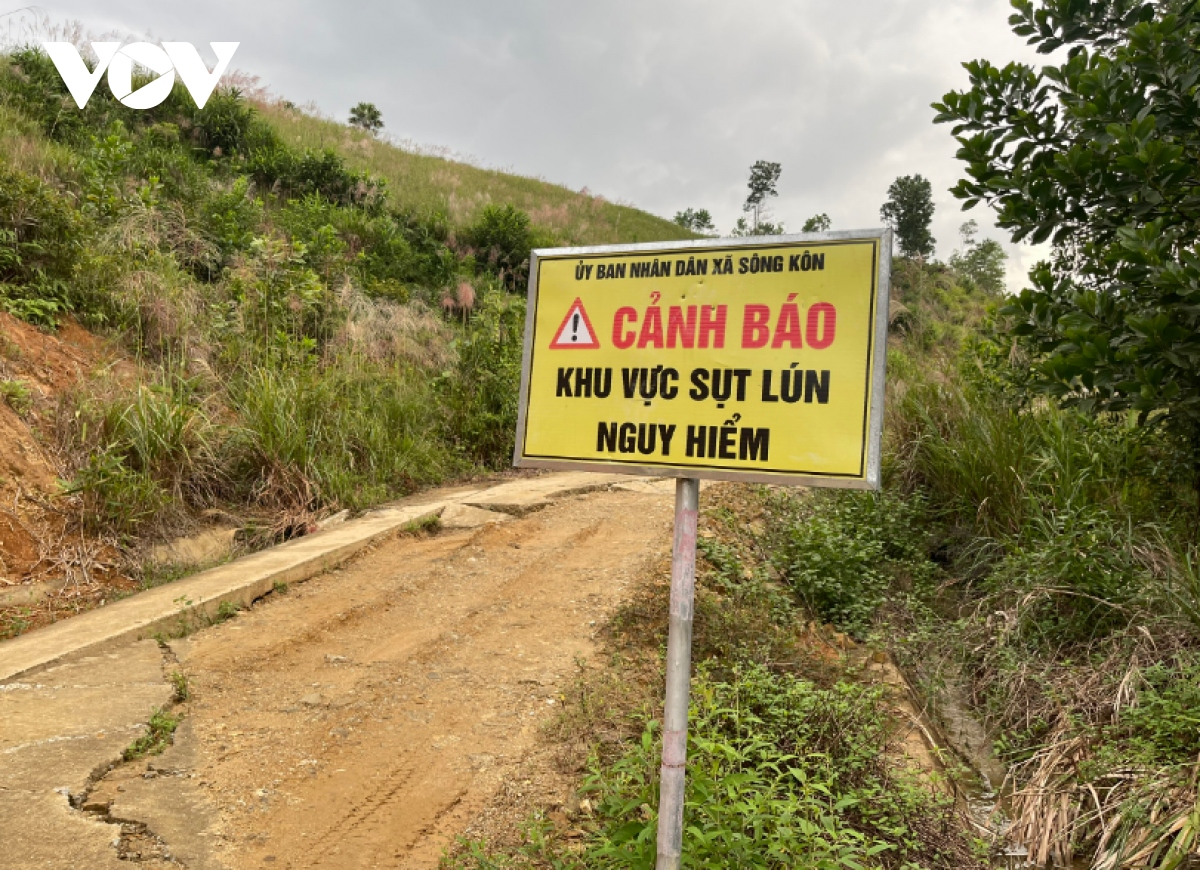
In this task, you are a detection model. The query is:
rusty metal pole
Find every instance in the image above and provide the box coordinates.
[656,477,699,870]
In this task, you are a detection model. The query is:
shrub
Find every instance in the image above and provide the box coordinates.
[986,504,1146,644]
[190,89,259,156]
[246,144,384,209]
[580,665,973,869]
[227,355,458,510]
[774,492,933,638]
[463,203,533,288]
[438,285,525,467]
[199,176,263,265]
[64,373,220,535]
[0,163,87,325]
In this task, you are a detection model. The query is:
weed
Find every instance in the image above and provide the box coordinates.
[272,579,289,595]
[449,483,979,870]
[570,666,976,870]
[0,607,32,639]
[402,513,442,535]
[214,599,241,622]
[169,671,190,702]
[123,708,180,760]
[0,378,32,415]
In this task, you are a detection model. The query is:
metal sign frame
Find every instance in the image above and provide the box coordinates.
[512,229,892,490]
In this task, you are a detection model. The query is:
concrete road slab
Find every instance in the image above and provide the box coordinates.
[0,792,129,870]
[438,503,514,529]
[463,472,635,514]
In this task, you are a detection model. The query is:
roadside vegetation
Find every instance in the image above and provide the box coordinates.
[446,484,982,870]
[448,3,1200,863]
[448,232,1200,870]
[0,42,692,564]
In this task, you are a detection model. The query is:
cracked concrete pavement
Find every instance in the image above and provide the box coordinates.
[0,471,675,869]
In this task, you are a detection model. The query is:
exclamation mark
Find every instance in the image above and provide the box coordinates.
[572,312,580,342]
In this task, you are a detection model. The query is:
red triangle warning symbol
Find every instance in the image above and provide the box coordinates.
[549,298,600,349]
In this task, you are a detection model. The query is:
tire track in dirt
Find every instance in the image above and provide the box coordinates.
[172,486,674,869]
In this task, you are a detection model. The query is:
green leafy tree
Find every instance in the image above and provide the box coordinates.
[933,0,1200,491]
[743,160,782,234]
[802,213,831,233]
[673,207,716,234]
[880,175,935,259]
[348,102,383,135]
[949,220,1006,294]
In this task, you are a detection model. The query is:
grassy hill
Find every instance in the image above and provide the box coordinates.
[257,101,695,247]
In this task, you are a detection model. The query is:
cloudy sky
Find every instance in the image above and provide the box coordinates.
[15,0,1050,287]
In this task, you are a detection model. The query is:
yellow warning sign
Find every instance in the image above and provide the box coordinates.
[513,232,891,488]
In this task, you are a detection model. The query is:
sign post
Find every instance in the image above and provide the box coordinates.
[657,475,698,869]
[513,231,891,867]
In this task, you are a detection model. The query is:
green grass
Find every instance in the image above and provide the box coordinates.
[0,102,77,180]
[256,102,698,246]
[123,708,181,760]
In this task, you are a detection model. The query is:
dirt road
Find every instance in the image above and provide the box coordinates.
[114,482,675,869]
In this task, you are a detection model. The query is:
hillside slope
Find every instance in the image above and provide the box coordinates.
[0,45,695,640]
[257,101,695,246]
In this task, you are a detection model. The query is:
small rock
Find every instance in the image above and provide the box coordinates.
[324,655,349,664]
[299,693,324,707]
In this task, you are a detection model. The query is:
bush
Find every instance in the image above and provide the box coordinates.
[65,373,219,536]
[189,89,260,157]
[246,144,384,209]
[463,204,533,288]
[0,163,87,325]
[227,355,459,510]
[580,665,973,870]
[200,176,263,265]
[774,492,933,638]
[987,504,1145,644]
[438,285,525,467]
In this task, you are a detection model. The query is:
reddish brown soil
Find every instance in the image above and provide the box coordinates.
[0,312,135,636]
